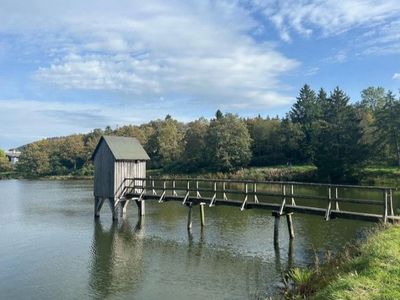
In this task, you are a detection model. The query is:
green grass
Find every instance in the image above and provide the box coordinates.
[150,165,317,182]
[362,166,400,187]
[282,225,400,299]
[314,224,400,300]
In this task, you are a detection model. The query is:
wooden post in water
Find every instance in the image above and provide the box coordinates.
[108,197,120,221]
[187,203,193,230]
[286,213,295,239]
[272,211,280,245]
[199,203,206,227]
[94,197,105,218]
[135,199,145,217]
[120,200,129,218]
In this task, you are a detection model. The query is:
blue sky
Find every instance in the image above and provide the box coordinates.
[0,0,399,149]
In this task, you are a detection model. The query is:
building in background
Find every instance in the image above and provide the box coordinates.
[5,149,21,164]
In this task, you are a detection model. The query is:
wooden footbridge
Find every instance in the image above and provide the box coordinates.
[109,177,398,243]
[91,136,398,244]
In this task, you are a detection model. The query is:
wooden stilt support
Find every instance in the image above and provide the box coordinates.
[118,201,127,219]
[199,202,205,227]
[286,213,295,239]
[272,211,280,245]
[135,199,145,217]
[108,198,120,221]
[94,197,105,218]
[187,203,193,230]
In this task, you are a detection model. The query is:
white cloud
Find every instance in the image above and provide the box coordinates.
[393,73,400,80]
[248,0,400,56]
[258,0,400,37]
[0,0,299,109]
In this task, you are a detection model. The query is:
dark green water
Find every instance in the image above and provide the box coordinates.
[0,180,396,299]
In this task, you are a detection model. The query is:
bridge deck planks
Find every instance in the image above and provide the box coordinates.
[125,193,400,223]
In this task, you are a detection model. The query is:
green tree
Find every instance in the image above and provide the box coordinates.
[0,149,13,172]
[289,84,321,162]
[374,91,400,167]
[182,118,209,170]
[247,116,285,165]
[114,125,146,144]
[313,87,367,182]
[360,86,386,111]
[16,141,51,176]
[145,116,185,168]
[59,135,86,171]
[206,113,252,172]
[278,118,305,164]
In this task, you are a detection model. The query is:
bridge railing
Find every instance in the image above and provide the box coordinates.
[119,177,395,223]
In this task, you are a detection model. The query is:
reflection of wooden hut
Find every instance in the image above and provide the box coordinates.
[89,220,144,298]
[91,136,150,220]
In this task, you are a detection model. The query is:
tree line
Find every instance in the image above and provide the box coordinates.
[2,85,399,183]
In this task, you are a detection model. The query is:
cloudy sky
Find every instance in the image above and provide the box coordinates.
[1,0,399,148]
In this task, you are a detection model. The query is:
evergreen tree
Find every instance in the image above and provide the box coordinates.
[289,84,320,162]
[374,91,400,167]
[313,87,367,182]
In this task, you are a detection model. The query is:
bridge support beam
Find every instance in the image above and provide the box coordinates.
[135,199,145,217]
[199,203,206,227]
[94,197,105,218]
[272,210,295,244]
[272,211,280,245]
[119,200,128,219]
[106,197,126,221]
[286,213,295,239]
[187,203,193,230]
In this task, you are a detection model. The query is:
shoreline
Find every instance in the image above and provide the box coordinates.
[282,224,400,299]
[2,165,400,187]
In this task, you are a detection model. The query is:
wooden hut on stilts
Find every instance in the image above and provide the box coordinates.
[91,136,150,220]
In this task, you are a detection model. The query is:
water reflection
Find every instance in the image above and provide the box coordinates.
[89,218,145,299]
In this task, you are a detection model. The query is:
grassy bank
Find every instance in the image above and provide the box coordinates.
[149,165,317,182]
[151,164,400,187]
[284,224,400,299]
[361,166,400,187]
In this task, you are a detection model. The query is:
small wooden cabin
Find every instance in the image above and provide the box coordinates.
[92,135,150,219]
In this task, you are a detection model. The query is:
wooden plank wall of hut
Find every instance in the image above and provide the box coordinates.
[94,141,115,198]
[114,161,146,197]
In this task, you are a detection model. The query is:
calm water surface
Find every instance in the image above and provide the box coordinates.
[0,179,396,299]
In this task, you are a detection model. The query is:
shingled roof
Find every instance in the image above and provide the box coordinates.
[92,135,150,161]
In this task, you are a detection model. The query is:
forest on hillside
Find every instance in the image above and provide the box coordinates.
[1,85,399,183]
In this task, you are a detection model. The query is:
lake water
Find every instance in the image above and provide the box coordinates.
[0,179,395,299]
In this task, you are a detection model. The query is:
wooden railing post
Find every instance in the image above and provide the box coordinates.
[325,187,332,221]
[152,179,156,195]
[383,189,388,223]
[290,184,296,206]
[279,184,286,215]
[223,181,227,200]
[173,180,177,196]
[196,180,201,198]
[335,187,340,211]
[240,183,248,211]
[389,188,394,216]
[254,182,259,203]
